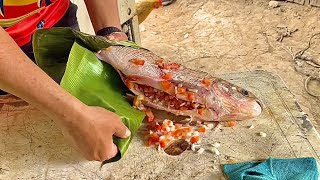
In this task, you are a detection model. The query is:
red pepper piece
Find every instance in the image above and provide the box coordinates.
[145,108,155,122]
[169,63,180,70]
[130,58,145,66]
[187,92,195,102]
[190,136,200,144]
[161,81,173,90]
[202,78,212,87]
[162,73,173,80]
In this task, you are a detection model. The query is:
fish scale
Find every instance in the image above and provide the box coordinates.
[96,46,262,121]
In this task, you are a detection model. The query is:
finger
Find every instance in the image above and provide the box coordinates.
[114,121,131,139]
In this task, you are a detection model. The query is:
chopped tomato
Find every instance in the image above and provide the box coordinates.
[172,129,182,138]
[149,133,160,142]
[156,60,180,70]
[159,138,170,148]
[175,123,182,129]
[165,132,172,138]
[197,108,205,115]
[159,141,166,148]
[202,78,212,87]
[187,92,195,102]
[190,136,200,144]
[130,58,145,66]
[155,59,167,69]
[169,63,180,70]
[181,126,192,133]
[147,138,153,147]
[145,108,155,122]
[161,81,173,90]
[162,63,170,69]
[198,126,206,133]
[125,79,134,89]
[155,59,164,65]
[227,121,236,128]
[155,123,162,131]
[181,131,188,140]
[177,87,186,93]
[161,123,168,131]
[162,73,173,80]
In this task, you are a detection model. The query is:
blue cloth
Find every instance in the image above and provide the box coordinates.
[223,157,319,180]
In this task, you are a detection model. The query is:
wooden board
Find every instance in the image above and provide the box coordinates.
[310,0,320,7]
[286,0,320,7]
[294,0,305,5]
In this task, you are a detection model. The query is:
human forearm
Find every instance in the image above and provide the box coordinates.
[0,27,131,161]
[0,27,83,125]
[84,0,122,32]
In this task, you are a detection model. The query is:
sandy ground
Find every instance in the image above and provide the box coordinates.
[138,0,320,131]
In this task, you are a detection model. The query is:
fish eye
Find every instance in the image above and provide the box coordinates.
[240,89,249,97]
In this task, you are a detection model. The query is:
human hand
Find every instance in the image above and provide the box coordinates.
[60,105,131,161]
[106,32,128,41]
[0,26,131,162]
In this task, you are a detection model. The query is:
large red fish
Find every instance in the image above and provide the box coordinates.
[96,46,262,121]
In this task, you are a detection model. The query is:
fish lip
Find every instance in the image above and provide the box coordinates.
[256,99,264,110]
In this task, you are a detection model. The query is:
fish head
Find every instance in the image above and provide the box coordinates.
[214,80,263,121]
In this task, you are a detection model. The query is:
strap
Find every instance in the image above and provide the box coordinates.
[5,0,70,47]
[96,26,122,37]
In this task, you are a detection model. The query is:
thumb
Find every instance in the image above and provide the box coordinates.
[108,143,119,159]
[114,121,131,139]
[101,143,118,161]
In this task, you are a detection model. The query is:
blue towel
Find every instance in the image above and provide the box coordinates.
[223,157,319,180]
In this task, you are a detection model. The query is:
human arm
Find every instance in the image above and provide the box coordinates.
[0,27,130,161]
[84,0,128,41]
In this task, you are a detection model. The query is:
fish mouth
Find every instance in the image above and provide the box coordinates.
[251,99,262,118]
[256,99,264,110]
[218,99,263,121]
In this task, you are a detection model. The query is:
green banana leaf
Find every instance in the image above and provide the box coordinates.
[32,28,145,164]
[33,27,139,83]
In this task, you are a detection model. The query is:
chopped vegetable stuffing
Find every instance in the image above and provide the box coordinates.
[130,94,216,154]
[130,58,145,65]
[202,78,212,87]
[162,73,173,80]
[227,121,236,128]
[144,116,208,150]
